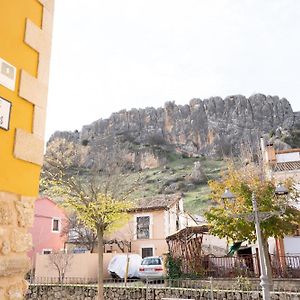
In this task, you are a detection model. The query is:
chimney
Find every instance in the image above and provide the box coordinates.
[260,137,266,163]
[266,143,276,165]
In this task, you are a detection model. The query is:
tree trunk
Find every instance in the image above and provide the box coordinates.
[57,268,62,284]
[97,226,104,300]
[262,235,273,289]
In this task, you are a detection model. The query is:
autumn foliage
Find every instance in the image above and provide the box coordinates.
[205,163,300,243]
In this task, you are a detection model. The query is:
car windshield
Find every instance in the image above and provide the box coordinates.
[141,258,161,265]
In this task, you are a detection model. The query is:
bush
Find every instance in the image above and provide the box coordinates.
[165,254,182,279]
[81,139,89,146]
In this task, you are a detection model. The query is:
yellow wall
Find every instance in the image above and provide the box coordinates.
[107,210,170,257]
[0,0,44,196]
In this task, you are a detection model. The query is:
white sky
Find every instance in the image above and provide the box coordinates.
[46,0,300,140]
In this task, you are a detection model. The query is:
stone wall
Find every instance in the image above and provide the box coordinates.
[25,285,300,300]
[0,192,35,299]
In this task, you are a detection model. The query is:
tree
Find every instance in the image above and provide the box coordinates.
[205,162,300,281]
[42,138,135,300]
[61,190,132,299]
[105,217,138,253]
[62,213,98,253]
[48,250,73,283]
[64,213,132,254]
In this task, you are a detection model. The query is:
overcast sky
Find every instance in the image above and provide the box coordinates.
[46,0,300,140]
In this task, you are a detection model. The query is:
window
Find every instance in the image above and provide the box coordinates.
[141,257,161,265]
[52,218,60,232]
[142,247,153,258]
[176,203,180,231]
[73,247,88,254]
[137,216,150,239]
[43,249,52,255]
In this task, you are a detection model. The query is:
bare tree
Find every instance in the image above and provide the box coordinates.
[105,219,137,253]
[62,213,98,253]
[42,138,140,200]
[42,138,140,300]
[48,250,73,283]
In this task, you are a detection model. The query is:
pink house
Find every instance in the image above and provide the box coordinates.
[28,197,68,266]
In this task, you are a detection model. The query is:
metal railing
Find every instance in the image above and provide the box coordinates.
[271,255,300,278]
[29,276,300,290]
[30,276,98,284]
[27,277,300,300]
[179,254,300,278]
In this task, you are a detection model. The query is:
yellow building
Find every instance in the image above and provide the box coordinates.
[0,0,54,298]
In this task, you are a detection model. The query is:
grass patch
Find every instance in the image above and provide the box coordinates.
[128,157,226,214]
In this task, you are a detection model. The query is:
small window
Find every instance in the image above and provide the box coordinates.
[137,216,150,239]
[142,247,153,258]
[43,249,52,255]
[176,203,180,230]
[73,248,88,254]
[52,218,60,232]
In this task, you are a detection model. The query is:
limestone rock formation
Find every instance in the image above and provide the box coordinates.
[190,161,207,184]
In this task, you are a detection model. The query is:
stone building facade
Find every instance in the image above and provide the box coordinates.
[0,1,54,299]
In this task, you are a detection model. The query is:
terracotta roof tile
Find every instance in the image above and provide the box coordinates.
[276,149,300,154]
[273,161,300,172]
[130,193,182,212]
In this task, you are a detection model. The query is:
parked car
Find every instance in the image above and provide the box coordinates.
[108,254,142,279]
[138,256,165,281]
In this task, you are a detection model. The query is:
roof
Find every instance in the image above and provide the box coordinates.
[129,193,182,212]
[273,161,300,172]
[166,225,209,241]
[276,148,300,154]
[34,196,67,219]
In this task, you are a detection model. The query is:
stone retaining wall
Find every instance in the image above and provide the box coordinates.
[25,285,300,300]
[0,192,35,299]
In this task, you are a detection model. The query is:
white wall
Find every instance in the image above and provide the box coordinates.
[276,152,300,163]
[284,237,300,255]
[201,234,227,256]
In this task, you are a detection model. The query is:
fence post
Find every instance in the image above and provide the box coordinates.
[210,277,214,300]
[146,277,149,300]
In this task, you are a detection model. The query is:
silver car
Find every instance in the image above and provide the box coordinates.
[138,256,165,281]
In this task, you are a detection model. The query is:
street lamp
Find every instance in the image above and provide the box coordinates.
[221,188,236,200]
[222,184,288,300]
[274,183,289,196]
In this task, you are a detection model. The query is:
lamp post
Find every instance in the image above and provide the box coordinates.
[251,192,270,300]
[221,184,288,300]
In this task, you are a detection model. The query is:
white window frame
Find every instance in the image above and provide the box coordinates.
[134,213,153,240]
[164,210,170,237]
[51,217,61,233]
[140,244,155,258]
[42,249,52,255]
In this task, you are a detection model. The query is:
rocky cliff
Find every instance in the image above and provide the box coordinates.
[48,94,299,169]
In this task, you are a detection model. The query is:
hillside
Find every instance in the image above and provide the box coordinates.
[45,94,300,213]
[116,155,226,215]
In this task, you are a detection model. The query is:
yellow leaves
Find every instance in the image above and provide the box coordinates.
[205,160,300,242]
[61,191,133,234]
